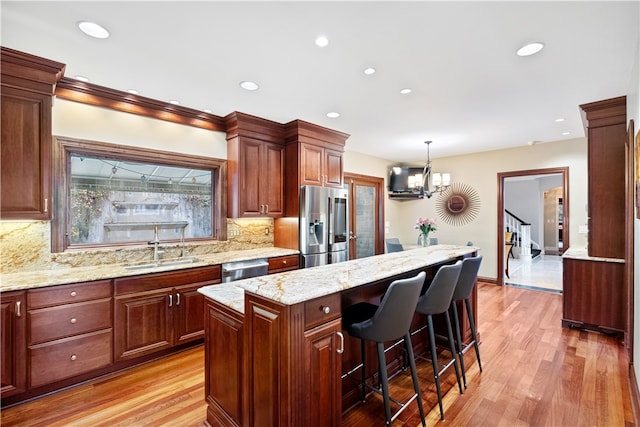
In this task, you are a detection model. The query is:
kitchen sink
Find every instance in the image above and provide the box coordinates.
[124,257,201,270]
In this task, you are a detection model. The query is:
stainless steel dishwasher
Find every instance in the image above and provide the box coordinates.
[221,258,269,282]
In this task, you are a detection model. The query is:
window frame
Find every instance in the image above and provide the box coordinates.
[52,136,227,252]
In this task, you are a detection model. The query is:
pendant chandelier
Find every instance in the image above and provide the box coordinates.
[420,140,450,198]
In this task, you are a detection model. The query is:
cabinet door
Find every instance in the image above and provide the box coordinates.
[238,139,263,217]
[262,142,284,217]
[323,148,343,188]
[0,87,52,220]
[304,319,342,427]
[300,143,324,187]
[114,288,173,361]
[174,283,205,345]
[0,291,27,397]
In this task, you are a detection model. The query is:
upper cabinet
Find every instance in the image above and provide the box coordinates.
[0,47,65,220]
[580,96,626,259]
[283,120,349,217]
[225,112,285,218]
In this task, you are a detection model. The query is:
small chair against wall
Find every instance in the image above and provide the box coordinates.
[385,238,404,253]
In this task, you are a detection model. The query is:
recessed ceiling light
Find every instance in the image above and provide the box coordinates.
[127,89,139,95]
[240,81,259,91]
[562,132,571,136]
[74,75,89,82]
[516,42,545,57]
[326,112,340,118]
[77,21,110,39]
[363,67,376,75]
[400,88,412,95]
[555,118,565,122]
[168,100,180,105]
[203,109,212,114]
[315,36,329,47]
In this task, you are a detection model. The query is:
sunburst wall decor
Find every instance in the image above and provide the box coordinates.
[436,182,481,226]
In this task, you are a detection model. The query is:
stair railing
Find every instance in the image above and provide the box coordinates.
[504,209,532,259]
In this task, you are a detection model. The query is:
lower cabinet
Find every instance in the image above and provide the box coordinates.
[562,257,624,334]
[114,265,220,361]
[304,318,342,427]
[205,299,244,427]
[27,280,113,388]
[268,254,299,274]
[0,291,27,398]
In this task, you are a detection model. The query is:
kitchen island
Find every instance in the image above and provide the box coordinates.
[198,244,478,427]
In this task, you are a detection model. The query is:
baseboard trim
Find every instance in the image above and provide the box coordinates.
[629,363,640,424]
[478,276,497,285]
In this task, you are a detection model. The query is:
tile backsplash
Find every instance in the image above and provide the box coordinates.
[1,218,275,274]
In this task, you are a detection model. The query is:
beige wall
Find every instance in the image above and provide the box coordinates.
[52,99,228,158]
[345,138,588,280]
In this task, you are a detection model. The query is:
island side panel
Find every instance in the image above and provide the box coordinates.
[204,298,244,427]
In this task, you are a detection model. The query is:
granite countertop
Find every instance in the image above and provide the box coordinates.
[562,247,625,263]
[198,244,478,312]
[0,247,298,292]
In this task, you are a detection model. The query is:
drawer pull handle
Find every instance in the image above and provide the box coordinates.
[70,318,77,324]
[70,354,77,361]
[321,306,330,314]
[70,291,77,297]
[283,260,287,265]
[336,332,344,354]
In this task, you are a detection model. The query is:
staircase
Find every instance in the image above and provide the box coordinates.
[505,209,540,260]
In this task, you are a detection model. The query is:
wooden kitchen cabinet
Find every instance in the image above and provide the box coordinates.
[304,318,342,427]
[298,142,344,188]
[580,97,626,259]
[268,254,299,274]
[0,291,27,398]
[562,257,625,334]
[283,120,348,217]
[114,265,220,361]
[233,138,284,217]
[26,280,113,388]
[0,48,65,220]
[225,112,285,219]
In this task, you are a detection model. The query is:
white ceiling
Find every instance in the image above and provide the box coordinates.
[2,1,638,163]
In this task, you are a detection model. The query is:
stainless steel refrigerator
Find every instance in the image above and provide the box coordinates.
[299,185,349,268]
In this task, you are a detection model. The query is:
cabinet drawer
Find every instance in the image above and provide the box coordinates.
[115,265,221,295]
[29,298,112,345]
[305,293,341,330]
[28,280,112,308]
[268,255,299,273]
[29,329,112,388]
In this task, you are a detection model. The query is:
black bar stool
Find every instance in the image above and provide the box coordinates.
[450,255,483,388]
[342,271,427,426]
[412,261,463,421]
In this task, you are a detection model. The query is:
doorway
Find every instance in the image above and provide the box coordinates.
[497,167,569,287]
[343,173,385,259]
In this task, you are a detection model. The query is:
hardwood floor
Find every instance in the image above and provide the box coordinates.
[2,282,636,426]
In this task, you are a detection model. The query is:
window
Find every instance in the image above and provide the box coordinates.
[52,137,226,252]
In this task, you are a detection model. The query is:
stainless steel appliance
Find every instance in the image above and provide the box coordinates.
[299,185,349,268]
[221,259,269,282]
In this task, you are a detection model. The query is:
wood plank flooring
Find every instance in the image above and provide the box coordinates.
[2,282,636,426]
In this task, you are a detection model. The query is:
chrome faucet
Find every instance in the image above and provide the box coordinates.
[148,225,164,263]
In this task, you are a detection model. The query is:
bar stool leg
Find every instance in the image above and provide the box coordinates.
[404,333,426,427]
[444,310,464,395]
[465,298,482,372]
[451,302,467,388]
[360,339,367,402]
[427,315,445,421]
[376,342,392,426]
